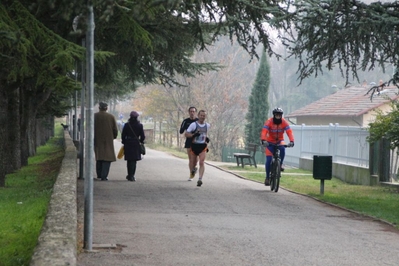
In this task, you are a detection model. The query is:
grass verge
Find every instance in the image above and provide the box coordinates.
[0,127,64,266]
[150,144,399,229]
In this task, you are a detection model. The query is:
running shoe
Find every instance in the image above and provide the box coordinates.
[197,180,203,187]
[190,167,197,179]
[191,167,198,176]
[264,178,270,186]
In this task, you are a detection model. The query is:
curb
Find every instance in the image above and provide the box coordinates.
[30,131,77,266]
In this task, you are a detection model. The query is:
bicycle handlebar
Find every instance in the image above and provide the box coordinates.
[261,141,294,148]
[269,143,293,148]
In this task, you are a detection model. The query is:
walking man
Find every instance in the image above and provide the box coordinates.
[185,110,210,187]
[179,106,198,180]
[94,102,118,181]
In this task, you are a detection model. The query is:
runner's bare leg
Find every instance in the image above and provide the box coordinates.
[198,151,206,178]
[186,148,192,173]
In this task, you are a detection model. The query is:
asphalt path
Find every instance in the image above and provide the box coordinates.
[77,141,399,266]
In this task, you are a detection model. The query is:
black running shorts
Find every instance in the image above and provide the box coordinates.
[190,143,207,156]
[184,138,193,149]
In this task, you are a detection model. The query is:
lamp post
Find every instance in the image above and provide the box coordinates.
[84,5,95,251]
[72,18,79,142]
[73,15,85,181]
[73,8,95,251]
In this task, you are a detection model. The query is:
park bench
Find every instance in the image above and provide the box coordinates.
[233,143,258,168]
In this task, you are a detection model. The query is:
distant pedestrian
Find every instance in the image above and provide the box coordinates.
[179,107,198,180]
[94,102,118,181]
[77,114,81,140]
[185,110,210,187]
[77,114,81,132]
[121,111,145,181]
[117,120,125,134]
[117,113,125,133]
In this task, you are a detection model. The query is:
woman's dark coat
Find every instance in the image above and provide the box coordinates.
[121,120,145,161]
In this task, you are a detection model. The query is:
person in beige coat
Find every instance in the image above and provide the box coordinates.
[94,102,118,181]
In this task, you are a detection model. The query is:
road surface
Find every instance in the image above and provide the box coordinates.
[77,142,399,266]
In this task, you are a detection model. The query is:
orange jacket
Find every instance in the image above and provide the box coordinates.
[260,117,294,143]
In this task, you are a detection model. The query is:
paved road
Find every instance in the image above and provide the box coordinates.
[77,142,399,266]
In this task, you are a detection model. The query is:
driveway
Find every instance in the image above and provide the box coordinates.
[77,144,399,266]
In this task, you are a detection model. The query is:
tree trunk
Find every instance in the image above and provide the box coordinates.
[27,108,37,158]
[36,118,44,146]
[20,85,52,162]
[37,115,53,145]
[8,87,21,172]
[0,88,8,187]
[20,88,30,166]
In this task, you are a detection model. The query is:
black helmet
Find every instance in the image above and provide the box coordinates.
[272,107,283,115]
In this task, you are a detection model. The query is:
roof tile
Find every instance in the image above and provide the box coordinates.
[286,86,399,118]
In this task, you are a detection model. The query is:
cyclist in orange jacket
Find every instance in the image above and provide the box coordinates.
[260,108,294,186]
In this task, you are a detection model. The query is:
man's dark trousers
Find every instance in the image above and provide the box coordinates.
[96,160,111,180]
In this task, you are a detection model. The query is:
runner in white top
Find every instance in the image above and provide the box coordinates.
[185,110,210,187]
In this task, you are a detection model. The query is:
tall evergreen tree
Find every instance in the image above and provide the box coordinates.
[287,0,399,87]
[245,51,270,145]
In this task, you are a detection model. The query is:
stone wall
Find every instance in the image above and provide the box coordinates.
[299,157,374,185]
[30,131,77,266]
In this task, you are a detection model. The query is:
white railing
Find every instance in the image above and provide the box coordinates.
[283,124,369,168]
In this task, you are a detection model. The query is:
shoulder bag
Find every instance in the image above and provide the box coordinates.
[127,123,146,155]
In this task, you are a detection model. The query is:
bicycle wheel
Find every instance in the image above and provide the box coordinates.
[274,159,281,192]
[270,161,277,191]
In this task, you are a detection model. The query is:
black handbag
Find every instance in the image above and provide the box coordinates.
[127,123,146,155]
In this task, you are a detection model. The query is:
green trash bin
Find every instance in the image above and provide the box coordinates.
[313,155,332,180]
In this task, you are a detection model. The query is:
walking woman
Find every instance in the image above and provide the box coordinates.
[121,111,145,181]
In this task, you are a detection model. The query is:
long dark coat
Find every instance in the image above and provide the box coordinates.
[121,120,145,161]
[94,110,118,161]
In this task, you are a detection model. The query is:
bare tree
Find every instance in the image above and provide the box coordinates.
[133,37,259,160]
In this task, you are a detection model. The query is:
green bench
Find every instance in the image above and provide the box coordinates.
[233,143,258,168]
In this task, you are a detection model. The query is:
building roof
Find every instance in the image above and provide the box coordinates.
[285,86,399,118]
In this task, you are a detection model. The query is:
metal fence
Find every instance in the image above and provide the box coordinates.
[287,124,370,168]
[222,124,399,182]
[222,124,370,168]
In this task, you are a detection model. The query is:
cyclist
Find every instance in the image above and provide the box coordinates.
[260,107,294,186]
